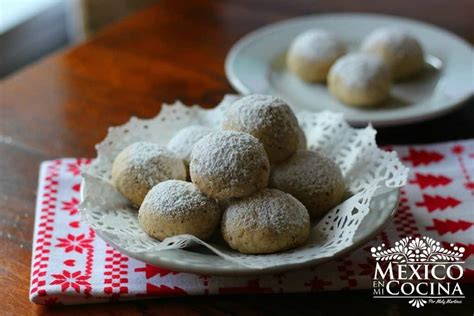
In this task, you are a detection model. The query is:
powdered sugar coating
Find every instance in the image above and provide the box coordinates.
[328,53,391,106]
[288,29,346,61]
[167,125,212,164]
[361,27,424,79]
[287,29,347,82]
[221,189,310,254]
[270,150,345,218]
[222,94,299,163]
[190,130,270,199]
[111,142,186,206]
[139,180,220,241]
[296,125,307,150]
[329,53,389,89]
[361,27,422,59]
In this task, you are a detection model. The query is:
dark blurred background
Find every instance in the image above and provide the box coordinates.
[0,0,156,78]
[0,0,472,79]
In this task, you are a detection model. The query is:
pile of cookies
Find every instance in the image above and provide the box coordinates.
[111,94,346,254]
[287,27,425,107]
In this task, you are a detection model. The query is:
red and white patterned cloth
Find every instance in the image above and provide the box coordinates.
[30,140,474,305]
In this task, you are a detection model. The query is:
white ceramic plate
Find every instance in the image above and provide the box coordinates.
[225,13,473,127]
[81,181,399,276]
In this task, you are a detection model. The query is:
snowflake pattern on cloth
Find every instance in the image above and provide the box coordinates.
[30,140,474,305]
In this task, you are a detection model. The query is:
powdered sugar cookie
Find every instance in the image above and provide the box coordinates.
[139,180,220,241]
[270,150,345,219]
[361,27,424,80]
[221,189,310,254]
[287,29,346,82]
[296,125,307,150]
[222,94,300,163]
[328,53,391,107]
[111,142,186,206]
[190,131,270,199]
[167,125,212,167]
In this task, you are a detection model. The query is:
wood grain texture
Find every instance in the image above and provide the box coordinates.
[0,0,472,314]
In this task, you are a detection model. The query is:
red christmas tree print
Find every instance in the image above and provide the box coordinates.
[135,264,178,279]
[465,181,474,190]
[67,158,92,176]
[50,270,91,292]
[358,257,376,276]
[56,233,94,253]
[145,283,187,296]
[402,148,444,167]
[415,194,460,212]
[304,276,332,291]
[44,297,61,306]
[69,220,80,228]
[409,173,452,189]
[199,275,211,295]
[61,197,80,216]
[426,219,473,235]
[452,145,464,155]
[72,183,81,192]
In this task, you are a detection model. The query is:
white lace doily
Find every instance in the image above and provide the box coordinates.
[80,95,408,269]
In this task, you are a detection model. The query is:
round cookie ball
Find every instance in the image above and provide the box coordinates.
[328,53,391,107]
[167,125,212,166]
[287,29,346,82]
[138,180,221,241]
[361,27,424,80]
[111,142,186,206]
[222,94,300,163]
[269,150,345,219]
[190,131,270,199]
[296,125,307,150]
[221,189,310,254]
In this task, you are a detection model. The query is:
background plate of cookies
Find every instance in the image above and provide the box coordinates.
[225,13,473,127]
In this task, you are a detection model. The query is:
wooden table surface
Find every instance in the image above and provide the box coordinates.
[0,0,473,315]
